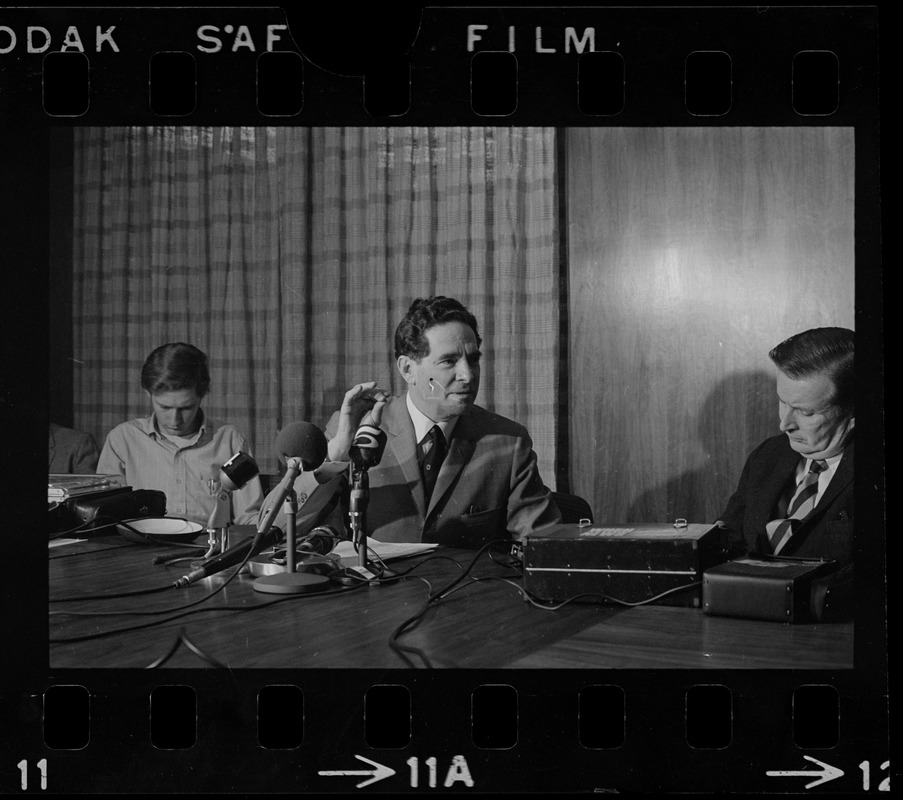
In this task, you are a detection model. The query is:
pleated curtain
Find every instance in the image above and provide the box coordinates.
[71,126,560,484]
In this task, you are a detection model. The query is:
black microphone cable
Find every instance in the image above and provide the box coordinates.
[51,527,371,633]
[386,539,511,667]
[50,516,208,565]
[49,514,209,549]
[143,628,228,669]
[50,540,137,560]
[50,528,269,610]
[512,580,705,610]
[49,576,370,645]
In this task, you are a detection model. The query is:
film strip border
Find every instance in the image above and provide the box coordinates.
[0,6,879,124]
[9,670,892,793]
[1,4,886,795]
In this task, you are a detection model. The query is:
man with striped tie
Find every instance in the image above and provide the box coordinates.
[717,328,855,568]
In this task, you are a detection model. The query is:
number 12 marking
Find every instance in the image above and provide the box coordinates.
[859,760,890,791]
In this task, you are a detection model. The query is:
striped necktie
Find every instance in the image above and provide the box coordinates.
[767,459,827,554]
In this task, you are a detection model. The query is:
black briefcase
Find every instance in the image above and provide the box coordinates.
[49,488,167,534]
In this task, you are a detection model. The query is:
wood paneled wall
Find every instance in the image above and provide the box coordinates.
[566,127,854,523]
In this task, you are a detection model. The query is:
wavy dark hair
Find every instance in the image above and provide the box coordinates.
[769,327,854,411]
[394,296,482,360]
[140,343,211,398]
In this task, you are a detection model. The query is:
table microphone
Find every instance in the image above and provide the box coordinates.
[206,451,260,533]
[173,449,280,588]
[172,526,283,588]
[345,419,388,580]
[253,422,335,595]
[255,422,329,539]
[349,421,387,471]
[277,421,328,470]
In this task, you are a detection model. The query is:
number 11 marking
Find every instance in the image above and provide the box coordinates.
[17,759,48,790]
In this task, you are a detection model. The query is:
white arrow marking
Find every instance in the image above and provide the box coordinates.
[319,754,396,788]
[767,755,845,789]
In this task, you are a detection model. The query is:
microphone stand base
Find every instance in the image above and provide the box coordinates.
[252,572,331,594]
[247,552,340,578]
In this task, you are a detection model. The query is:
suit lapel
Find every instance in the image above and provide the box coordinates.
[760,442,803,520]
[797,442,854,527]
[427,416,477,517]
[382,397,480,523]
[810,442,853,515]
[775,442,854,555]
[754,441,802,554]
[383,398,427,518]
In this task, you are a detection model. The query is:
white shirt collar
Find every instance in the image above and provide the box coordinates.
[794,452,844,489]
[405,391,459,445]
[800,452,843,473]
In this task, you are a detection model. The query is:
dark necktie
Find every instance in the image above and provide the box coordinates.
[767,459,827,554]
[420,425,446,505]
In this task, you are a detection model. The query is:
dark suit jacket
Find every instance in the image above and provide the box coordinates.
[48,423,100,475]
[274,396,561,548]
[719,434,854,567]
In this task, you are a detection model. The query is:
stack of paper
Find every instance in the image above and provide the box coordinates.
[48,474,123,503]
[334,539,437,565]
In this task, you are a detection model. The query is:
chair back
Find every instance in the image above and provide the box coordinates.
[552,491,594,525]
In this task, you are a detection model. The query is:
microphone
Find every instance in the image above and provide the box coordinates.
[178,428,328,591]
[276,421,328,471]
[346,419,386,580]
[206,452,260,532]
[220,451,259,490]
[257,422,329,538]
[253,422,334,595]
[275,525,339,559]
[173,526,282,588]
[349,422,387,471]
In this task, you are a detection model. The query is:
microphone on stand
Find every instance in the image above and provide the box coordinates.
[349,421,387,471]
[255,422,329,539]
[205,452,260,553]
[345,419,388,579]
[173,451,262,588]
[278,421,329,471]
[253,422,335,595]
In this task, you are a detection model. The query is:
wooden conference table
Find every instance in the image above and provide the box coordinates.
[48,532,853,670]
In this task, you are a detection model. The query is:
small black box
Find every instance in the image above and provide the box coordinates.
[702,556,841,623]
[523,522,726,607]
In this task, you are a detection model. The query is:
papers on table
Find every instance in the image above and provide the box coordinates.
[333,539,437,564]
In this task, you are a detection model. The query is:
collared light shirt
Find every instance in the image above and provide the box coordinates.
[405,391,459,453]
[791,452,845,507]
[96,412,264,526]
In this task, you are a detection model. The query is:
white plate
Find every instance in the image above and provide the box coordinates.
[117,517,205,544]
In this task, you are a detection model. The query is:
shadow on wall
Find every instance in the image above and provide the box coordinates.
[626,370,776,524]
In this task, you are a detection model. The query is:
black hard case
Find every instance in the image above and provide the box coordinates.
[702,556,841,622]
[523,522,727,607]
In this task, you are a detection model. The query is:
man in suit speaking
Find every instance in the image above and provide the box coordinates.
[289,296,561,549]
[717,327,854,568]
